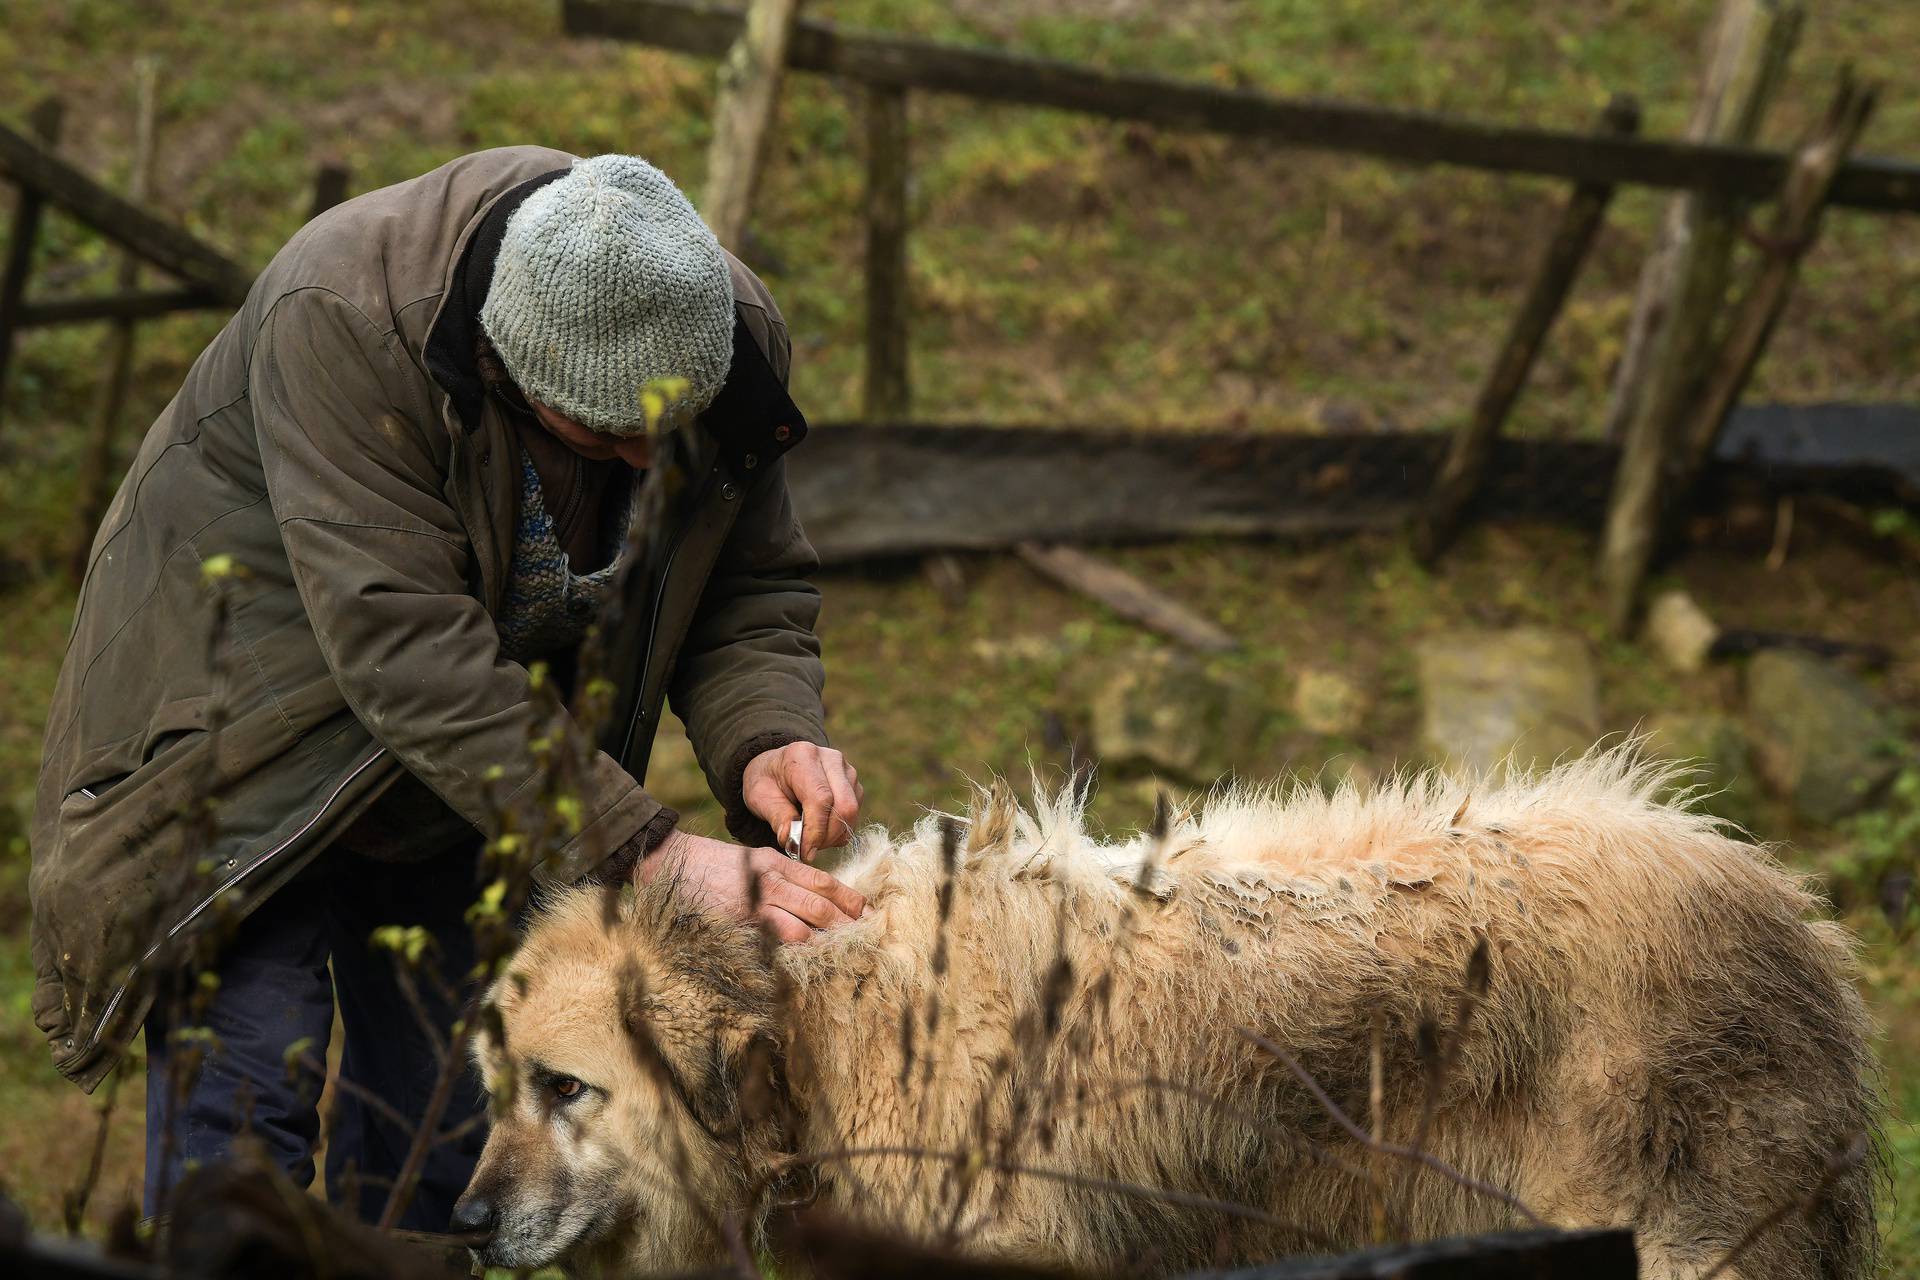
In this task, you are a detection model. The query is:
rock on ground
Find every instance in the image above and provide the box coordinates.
[1416,627,1601,775]
[1744,650,1899,824]
[1088,651,1264,784]
[1644,589,1720,674]
[1291,668,1368,737]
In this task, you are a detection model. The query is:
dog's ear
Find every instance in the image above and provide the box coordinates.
[615,912,785,1145]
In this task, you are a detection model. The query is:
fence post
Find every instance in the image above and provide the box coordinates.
[1598,0,1801,634]
[1601,76,1872,633]
[308,161,351,220]
[863,83,910,420]
[0,97,67,429]
[1413,95,1640,565]
[703,0,801,251]
[1601,0,1803,446]
[70,62,160,584]
[1670,81,1877,504]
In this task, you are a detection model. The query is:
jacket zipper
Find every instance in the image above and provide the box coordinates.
[81,462,722,1054]
[80,745,390,1056]
[617,465,719,767]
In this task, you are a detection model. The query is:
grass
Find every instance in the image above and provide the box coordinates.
[0,0,1916,1267]
[0,0,1916,453]
[2,521,1919,1266]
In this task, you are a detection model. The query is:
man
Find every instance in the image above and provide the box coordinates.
[28,148,864,1227]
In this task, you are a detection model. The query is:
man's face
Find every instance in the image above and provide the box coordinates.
[530,399,655,469]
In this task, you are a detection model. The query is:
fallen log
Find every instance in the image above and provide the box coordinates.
[1015,542,1238,653]
[784,416,1920,565]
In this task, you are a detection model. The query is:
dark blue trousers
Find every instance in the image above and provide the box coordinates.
[143,842,488,1230]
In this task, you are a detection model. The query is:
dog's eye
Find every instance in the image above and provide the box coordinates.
[551,1075,584,1100]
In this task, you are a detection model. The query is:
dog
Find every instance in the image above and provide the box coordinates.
[455,752,1880,1278]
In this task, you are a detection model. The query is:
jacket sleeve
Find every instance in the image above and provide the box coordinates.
[249,287,667,884]
[669,453,829,847]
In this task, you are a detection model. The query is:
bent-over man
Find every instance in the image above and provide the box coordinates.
[29,148,864,1227]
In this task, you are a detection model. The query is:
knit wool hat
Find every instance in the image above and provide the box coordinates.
[479,154,735,436]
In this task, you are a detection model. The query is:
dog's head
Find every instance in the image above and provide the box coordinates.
[454,881,785,1273]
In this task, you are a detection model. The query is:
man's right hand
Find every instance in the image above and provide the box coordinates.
[638,828,867,944]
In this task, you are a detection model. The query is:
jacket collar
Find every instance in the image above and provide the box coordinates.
[422,171,809,478]
[423,167,570,437]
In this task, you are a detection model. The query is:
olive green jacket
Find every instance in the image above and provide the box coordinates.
[29,147,827,1090]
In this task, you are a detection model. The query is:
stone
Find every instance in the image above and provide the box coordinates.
[1088,651,1265,784]
[1744,651,1900,824]
[1291,668,1368,737]
[1644,590,1720,674]
[1415,628,1601,775]
[1640,711,1759,829]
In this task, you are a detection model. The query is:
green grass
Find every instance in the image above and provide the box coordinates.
[0,0,1916,443]
[2,525,1918,1264]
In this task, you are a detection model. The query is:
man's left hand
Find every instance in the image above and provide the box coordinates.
[741,742,863,862]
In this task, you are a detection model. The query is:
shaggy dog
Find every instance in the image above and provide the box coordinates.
[457,753,1879,1278]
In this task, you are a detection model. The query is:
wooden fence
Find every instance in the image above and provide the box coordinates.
[2,2,1916,622]
[565,0,1918,626]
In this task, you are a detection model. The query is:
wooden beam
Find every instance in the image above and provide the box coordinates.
[0,98,65,423]
[1016,542,1237,652]
[1601,75,1878,633]
[1673,82,1879,506]
[702,0,801,250]
[563,0,1920,213]
[781,419,1915,565]
[1601,0,1803,446]
[15,288,220,327]
[863,83,909,420]
[1413,95,1639,564]
[0,115,252,302]
[1597,1,1800,633]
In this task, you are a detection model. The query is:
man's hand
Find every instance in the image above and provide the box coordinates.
[741,742,863,862]
[641,828,866,943]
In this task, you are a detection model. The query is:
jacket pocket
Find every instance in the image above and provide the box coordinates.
[62,695,212,815]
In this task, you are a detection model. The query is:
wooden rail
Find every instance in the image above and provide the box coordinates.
[564,0,1920,212]
[0,108,349,443]
[0,117,252,304]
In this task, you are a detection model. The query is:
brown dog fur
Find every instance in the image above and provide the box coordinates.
[462,752,1880,1277]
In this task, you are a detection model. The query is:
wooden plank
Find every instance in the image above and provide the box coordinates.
[1413,95,1638,564]
[562,0,1920,213]
[1015,541,1237,652]
[16,287,219,327]
[702,0,802,249]
[71,58,159,584]
[0,115,252,302]
[0,98,65,424]
[782,418,1916,566]
[862,83,910,419]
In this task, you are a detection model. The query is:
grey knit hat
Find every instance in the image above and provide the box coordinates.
[480,154,735,436]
